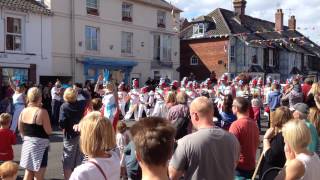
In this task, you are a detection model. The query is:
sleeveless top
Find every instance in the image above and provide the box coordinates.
[22,109,49,139]
[296,153,320,180]
[13,93,25,105]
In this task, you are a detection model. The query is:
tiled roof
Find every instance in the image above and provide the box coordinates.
[0,0,52,15]
[181,8,320,57]
[132,0,182,12]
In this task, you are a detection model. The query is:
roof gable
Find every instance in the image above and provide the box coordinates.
[0,0,52,15]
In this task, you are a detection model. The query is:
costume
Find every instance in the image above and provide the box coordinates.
[118,82,128,117]
[152,81,167,118]
[10,93,25,132]
[124,79,140,121]
[138,87,149,119]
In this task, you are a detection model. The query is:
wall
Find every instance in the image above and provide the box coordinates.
[180,38,228,80]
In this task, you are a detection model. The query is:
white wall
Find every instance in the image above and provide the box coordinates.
[0,9,52,83]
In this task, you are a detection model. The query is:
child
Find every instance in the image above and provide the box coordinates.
[0,161,19,180]
[251,93,263,131]
[116,121,129,178]
[0,113,16,162]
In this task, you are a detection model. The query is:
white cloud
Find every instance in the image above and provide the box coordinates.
[172,0,320,44]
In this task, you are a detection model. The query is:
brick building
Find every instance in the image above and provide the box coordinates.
[180,0,320,82]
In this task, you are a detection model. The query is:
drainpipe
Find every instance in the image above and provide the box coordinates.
[71,0,76,82]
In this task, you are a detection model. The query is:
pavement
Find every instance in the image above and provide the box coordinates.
[12,118,268,180]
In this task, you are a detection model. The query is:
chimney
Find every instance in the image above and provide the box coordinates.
[275,9,284,31]
[288,16,296,30]
[233,0,246,21]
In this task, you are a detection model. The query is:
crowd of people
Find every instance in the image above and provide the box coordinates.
[0,72,320,180]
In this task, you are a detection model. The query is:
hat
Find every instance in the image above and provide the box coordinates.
[291,103,309,115]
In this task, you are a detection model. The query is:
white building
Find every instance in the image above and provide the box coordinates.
[0,0,52,85]
[45,0,181,85]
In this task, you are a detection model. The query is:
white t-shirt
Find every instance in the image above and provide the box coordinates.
[51,87,62,101]
[69,151,120,180]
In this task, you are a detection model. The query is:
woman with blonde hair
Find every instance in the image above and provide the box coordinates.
[275,119,320,180]
[69,112,120,180]
[260,106,292,180]
[18,87,52,180]
[165,91,177,110]
[305,82,320,108]
[59,88,87,180]
[308,107,320,156]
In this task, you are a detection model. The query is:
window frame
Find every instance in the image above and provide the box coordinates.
[153,34,172,61]
[5,15,24,52]
[269,49,274,67]
[230,45,235,63]
[190,55,199,65]
[157,10,166,28]
[122,2,133,22]
[193,23,205,36]
[121,31,133,56]
[86,0,99,16]
[85,26,99,51]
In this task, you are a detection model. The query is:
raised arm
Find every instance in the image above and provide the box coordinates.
[8,77,16,91]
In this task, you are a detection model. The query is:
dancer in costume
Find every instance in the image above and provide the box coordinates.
[152,81,167,117]
[124,79,140,121]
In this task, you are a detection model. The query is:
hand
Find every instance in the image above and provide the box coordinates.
[264,127,275,139]
[73,124,80,132]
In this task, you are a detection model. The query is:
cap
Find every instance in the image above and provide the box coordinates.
[291,103,309,115]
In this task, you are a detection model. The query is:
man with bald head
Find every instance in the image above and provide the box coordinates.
[169,96,240,180]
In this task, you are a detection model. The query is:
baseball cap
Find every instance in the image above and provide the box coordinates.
[291,103,309,114]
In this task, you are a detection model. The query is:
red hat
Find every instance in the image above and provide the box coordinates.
[141,86,148,93]
[171,80,179,88]
[159,81,166,88]
[252,79,258,86]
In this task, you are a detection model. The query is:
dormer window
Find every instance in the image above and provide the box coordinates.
[192,23,205,37]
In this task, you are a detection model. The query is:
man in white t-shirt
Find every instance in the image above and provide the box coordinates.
[51,80,62,125]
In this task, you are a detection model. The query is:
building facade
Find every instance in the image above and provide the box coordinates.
[180,0,320,82]
[0,0,52,86]
[45,0,181,85]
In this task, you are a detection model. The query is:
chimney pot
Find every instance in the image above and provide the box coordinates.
[275,9,284,31]
[233,0,247,23]
[288,15,296,30]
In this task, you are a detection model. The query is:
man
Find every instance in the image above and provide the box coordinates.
[292,103,318,152]
[268,82,282,127]
[302,78,313,102]
[229,97,260,179]
[130,117,175,180]
[51,80,62,125]
[169,97,240,180]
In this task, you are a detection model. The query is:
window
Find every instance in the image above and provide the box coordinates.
[269,49,274,66]
[193,23,205,36]
[121,32,133,55]
[153,34,172,61]
[6,17,22,52]
[85,26,99,51]
[190,55,199,65]
[122,3,133,22]
[230,45,235,63]
[157,11,166,28]
[87,0,99,15]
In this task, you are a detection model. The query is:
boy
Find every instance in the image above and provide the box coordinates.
[0,113,16,162]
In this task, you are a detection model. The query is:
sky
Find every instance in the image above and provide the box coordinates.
[171,0,320,45]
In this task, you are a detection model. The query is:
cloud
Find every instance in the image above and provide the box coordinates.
[172,0,320,44]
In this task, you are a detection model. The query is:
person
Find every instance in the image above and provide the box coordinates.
[308,107,320,156]
[0,161,19,180]
[83,98,103,116]
[8,78,26,132]
[268,82,282,127]
[229,97,260,179]
[302,78,313,102]
[131,117,175,180]
[0,113,16,162]
[124,140,142,180]
[282,79,303,109]
[169,97,240,180]
[51,80,63,125]
[101,83,118,126]
[275,120,320,180]
[167,92,190,139]
[152,81,167,118]
[292,103,319,153]
[116,121,129,178]
[125,79,140,121]
[59,88,86,180]
[305,82,320,108]
[259,106,292,180]
[165,91,176,110]
[69,112,120,180]
[219,94,236,130]
[118,82,128,118]
[138,86,150,119]
[252,92,263,131]
[19,87,52,180]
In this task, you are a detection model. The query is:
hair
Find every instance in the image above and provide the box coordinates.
[165,92,176,104]
[0,113,12,126]
[0,161,19,179]
[309,83,320,96]
[271,83,280,91]
[27,87,42,103]
[190,96,213,118]
[222,94,233,114]
[79,112,116,157]
[308,107,320,136]
[282,119,311,152]
[233,97,250,114]
[106,82,114,92]
[130,117,175,166]
[272,106,292,132]
[116,121,127,134]
[176,91,188,104]
[304,78,313,85]
[91,98,102,111]
[63,87,77,103]
[252,92,259,99]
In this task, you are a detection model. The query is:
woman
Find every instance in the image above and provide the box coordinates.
[165,91,177,110]
[59,88,86,180]
[308,107,320,156]
[219,94,236,130]
[9,78,26,132]
[260,106,292,180]
[275,119,320,180]
[281,80,303,109]
[69,112,120,180]
[306,82,320,108]
[18,87,52,180]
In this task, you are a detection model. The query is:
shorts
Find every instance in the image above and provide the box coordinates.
[62,136,83,170]
[40,147,49,168]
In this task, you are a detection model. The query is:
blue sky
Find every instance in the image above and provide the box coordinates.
[171,0,320,44]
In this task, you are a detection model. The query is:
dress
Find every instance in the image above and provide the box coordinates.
[10,93,25,132]
[102,93,117,124]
